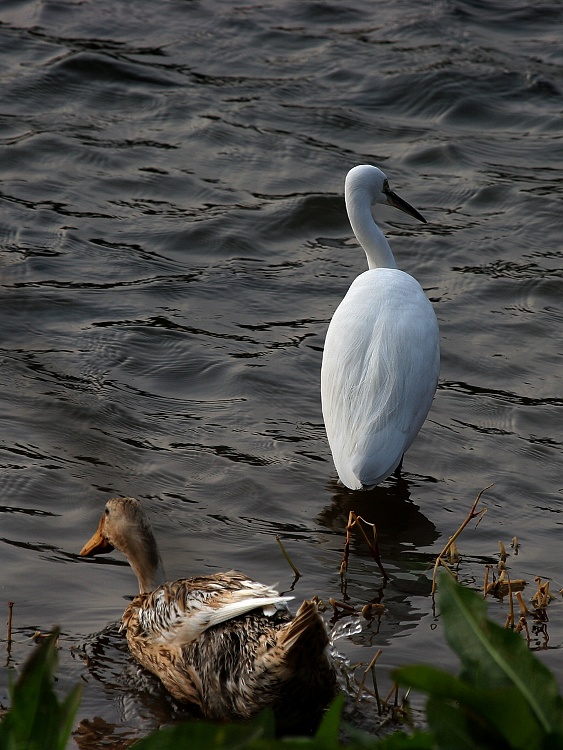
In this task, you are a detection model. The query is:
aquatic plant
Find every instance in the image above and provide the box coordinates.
[0,630,81,750]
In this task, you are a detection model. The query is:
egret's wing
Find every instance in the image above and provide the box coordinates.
[321,269,439,488]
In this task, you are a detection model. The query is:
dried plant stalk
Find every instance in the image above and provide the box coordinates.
[340,511,388,580]
[431,485,491,596]
[275,535,301,579]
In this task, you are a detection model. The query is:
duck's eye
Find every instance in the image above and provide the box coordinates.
[104,507,110,515]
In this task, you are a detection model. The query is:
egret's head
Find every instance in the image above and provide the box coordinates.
[345,165,426,224]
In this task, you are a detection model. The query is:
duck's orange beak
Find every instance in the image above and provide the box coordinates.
[80,516,114,556]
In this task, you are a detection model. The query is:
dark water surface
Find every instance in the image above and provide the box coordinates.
[1,0,562,744]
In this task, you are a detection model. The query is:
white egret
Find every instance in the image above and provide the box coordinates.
[321,165,439,490]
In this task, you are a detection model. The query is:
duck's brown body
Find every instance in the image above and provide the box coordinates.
[80,498,336,733]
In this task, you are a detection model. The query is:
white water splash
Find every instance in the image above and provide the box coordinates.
[329,616,363,646]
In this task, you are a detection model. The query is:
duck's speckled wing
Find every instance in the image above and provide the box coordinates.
[122,576,335,730]
[122,570,292,647]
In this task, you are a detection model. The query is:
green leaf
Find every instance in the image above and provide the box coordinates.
[57,684,84,750]
[357,730,434,749]
[437,570,563,735]
[6,634,57,748]
[394,665,468,699]
[0,630,82,750]
[395,664,542,749]
[425,699,474,750]
[543,733,563,750]
[313,694,345,749]
[133,711,273,750]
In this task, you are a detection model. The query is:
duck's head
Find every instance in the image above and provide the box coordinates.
[80,497,164,594]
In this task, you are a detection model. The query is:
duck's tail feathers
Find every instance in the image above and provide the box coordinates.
[278,599,329,657]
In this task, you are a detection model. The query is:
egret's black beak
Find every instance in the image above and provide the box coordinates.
[385,188,427,224]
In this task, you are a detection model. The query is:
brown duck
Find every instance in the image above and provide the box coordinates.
[80,497,336,733]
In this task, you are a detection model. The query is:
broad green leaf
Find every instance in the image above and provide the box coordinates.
[0,720,17,750]
[438,570,563,734]
[425,699,474,750]
[543,733,563,750]
[133,713,271,749]
[5,633,62,750]
[393,665,468,699]
[355,729,434,749]
[6,637,53,745]
[338,723,392,749]
[313,695,345,749]
[395,664,542,749]
[57,683,83,750]
[0,630,82,750]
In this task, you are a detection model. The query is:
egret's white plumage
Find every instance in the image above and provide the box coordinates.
[321,165,439,490]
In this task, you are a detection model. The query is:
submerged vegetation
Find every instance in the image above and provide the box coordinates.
[2,572,563,749]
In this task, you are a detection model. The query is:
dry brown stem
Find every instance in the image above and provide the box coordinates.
[6,601,13,660]
[340,511,388,580]
[354,648,383,709]
[431,485,491,596]
[275,535,301,579]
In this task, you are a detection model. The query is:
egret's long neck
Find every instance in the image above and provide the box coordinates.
[345,187,397,270]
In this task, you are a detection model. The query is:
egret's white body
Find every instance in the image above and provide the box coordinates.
[321,165,439,490]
